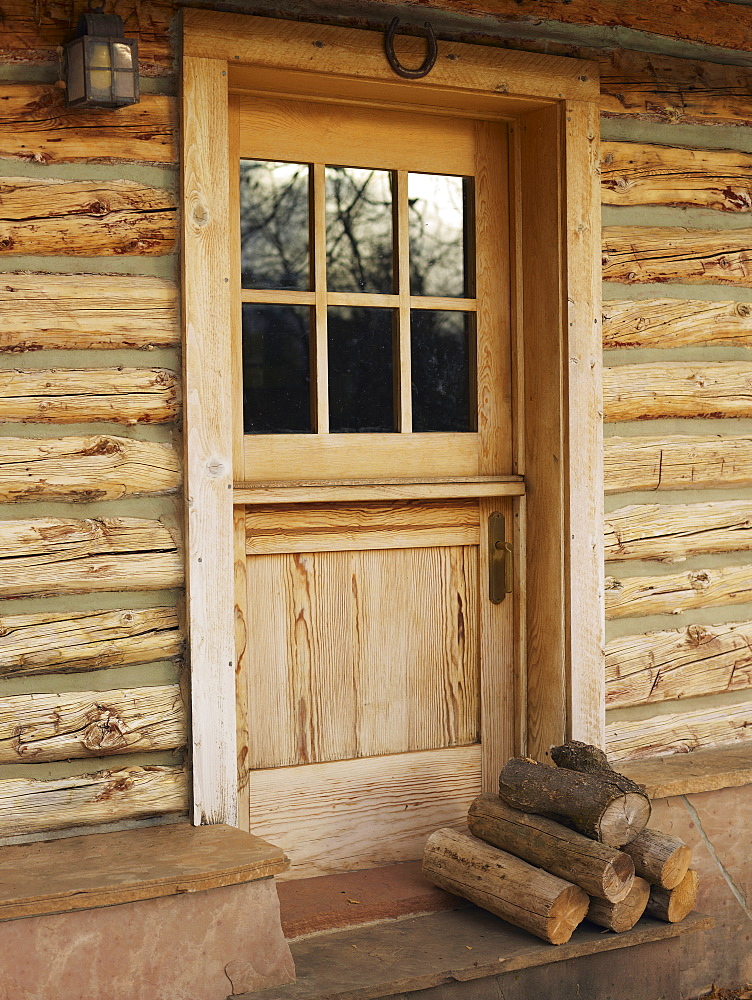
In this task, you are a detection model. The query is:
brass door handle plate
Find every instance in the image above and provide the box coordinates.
[488,511,513,604]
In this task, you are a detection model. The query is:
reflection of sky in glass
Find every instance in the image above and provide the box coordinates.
[326,167,393,293]
[408,174,471,298]
[240,160,310,290]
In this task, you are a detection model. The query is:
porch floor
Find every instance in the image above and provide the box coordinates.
[245,905,713,1000]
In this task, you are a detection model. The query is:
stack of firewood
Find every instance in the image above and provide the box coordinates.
[423,741,697,946]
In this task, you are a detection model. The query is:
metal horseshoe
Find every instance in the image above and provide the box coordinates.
[384,17,438,80]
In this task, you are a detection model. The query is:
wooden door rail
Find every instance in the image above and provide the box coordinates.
[233,476,525,505]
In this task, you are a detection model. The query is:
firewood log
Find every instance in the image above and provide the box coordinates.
[499,757,651,848]
[587,877,650,933]
[551,740,647,797]
[423,827,589,945]
[645,869,699,922]
[622,828,692,889]
[468,793,635,902]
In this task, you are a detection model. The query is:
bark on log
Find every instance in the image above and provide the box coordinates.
[0,517,183,599]
[604,502,752,563]
[0,85,176,165]
[606,567,752,621]
[606,701,752,760]
[0,684,186,763]
[601,142,752,212]
[0,274,179,352]
[587,877,650,933]
[498,758,650,848]
[645,870,699,923]
[0,436,180,502]
[0,765,188,839]
[0,177,176,256]
[423,827,589,945]
[0,607,183,678]
[623,829,692,890]
[550,741,646,797]
[0,368,179,425]
[602,227,752,287]
[468,793,635,902]
[604,363,752,422]
[603,299,752,351]
[606,621,752,709]
[604,436,752,495]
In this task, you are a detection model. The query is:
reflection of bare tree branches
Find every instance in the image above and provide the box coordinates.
[240,161,309,290]
[326,167,392,293]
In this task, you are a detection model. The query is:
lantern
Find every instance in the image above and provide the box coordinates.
[64,1,139,109]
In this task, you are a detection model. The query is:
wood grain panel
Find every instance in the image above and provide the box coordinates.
[606,701,752,761]
[602,228,752,287]
[0,86,176,164]
[245,500,479,554]
[603,299,752,350]
[606,620,752,709]
[604,435,752,494]
[0,517,183,599]
[604,364,752,422]
[0,607,183,679]
[0,274,179,352]
[0,177,176,256]
[605,502,752,562]
[0,684,186,763]
[0,369,179,424]
[601,143,752,211]
[248,746,481,878]
[0,765,188,839]
[244,546,479,769]
[606,563,752,620]
[0,436,180,502]
[597,49,752,127]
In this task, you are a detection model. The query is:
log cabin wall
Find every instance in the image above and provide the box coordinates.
[1,1,752,837]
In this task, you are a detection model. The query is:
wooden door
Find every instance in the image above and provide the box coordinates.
[231,95,521,878]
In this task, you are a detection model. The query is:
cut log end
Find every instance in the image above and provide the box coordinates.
[603,852,637,903]
[588,877,650,933]
[623,828,692,889]
[599,791,652,848]
[646,869,699,923]
[662,844,693,891]
[548,883,590,945]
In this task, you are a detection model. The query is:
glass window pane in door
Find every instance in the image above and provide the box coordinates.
[408,174,473,298]
[411,310,474,432]
[328,307,395,432]
[242,304,311,434]
[326,167,394,293]
[240,160,310,290]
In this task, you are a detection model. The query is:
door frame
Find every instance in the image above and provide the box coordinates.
[181,9,604,827]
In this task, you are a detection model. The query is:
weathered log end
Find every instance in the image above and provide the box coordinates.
[599,791,652,848]
[623,828,693,889]
[587,877,651,933]
[646,869,699,922]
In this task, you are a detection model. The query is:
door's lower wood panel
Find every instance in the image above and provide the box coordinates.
[247,745,481,878]
[244,545,479,768]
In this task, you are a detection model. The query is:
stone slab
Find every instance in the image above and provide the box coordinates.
[243,907,712,1000]
[621,745,752,800]
[277,862,462,938]
[0,822,288,921]
[0,877,295,1000]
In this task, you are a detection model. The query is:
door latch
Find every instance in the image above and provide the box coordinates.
[488,511,513,604]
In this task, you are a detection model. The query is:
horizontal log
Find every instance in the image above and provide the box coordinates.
[605,501,752,562]
[0,274,179,351]
[606,700,752,760]
[606,621,752,709]
[0,517,183,599]
[0,684,186,763]
[423,826,589,945]
[646,869,699,923]
[604,436,752,494]
[603,299,752,351]
[0,177,176,256]
[0,765,188,839]
[597,49,752,127]
[0,607,183,679]
[604,364,752,422]
[623,829,692,890]
[0,368,179,424]
[0,86,176,164]
[601,143,752,212]
[468,793,635,902]
[0,435,180,502]
[587,877,650,933]
[606,565,752,619]
[602,227,752,287]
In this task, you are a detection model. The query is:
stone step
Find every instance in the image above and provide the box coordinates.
[243,906,713,1000]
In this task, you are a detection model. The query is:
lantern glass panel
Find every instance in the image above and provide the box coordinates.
[88,39,112,67]
[66,40,86,104]
[89,69,113,101]
[112,42,134,69]
[113,71,135,99]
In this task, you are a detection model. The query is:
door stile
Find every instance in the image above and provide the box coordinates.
[395,169,412,433]
[312,162,330,434]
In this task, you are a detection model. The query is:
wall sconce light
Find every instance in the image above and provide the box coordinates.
[64,1,139,109]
